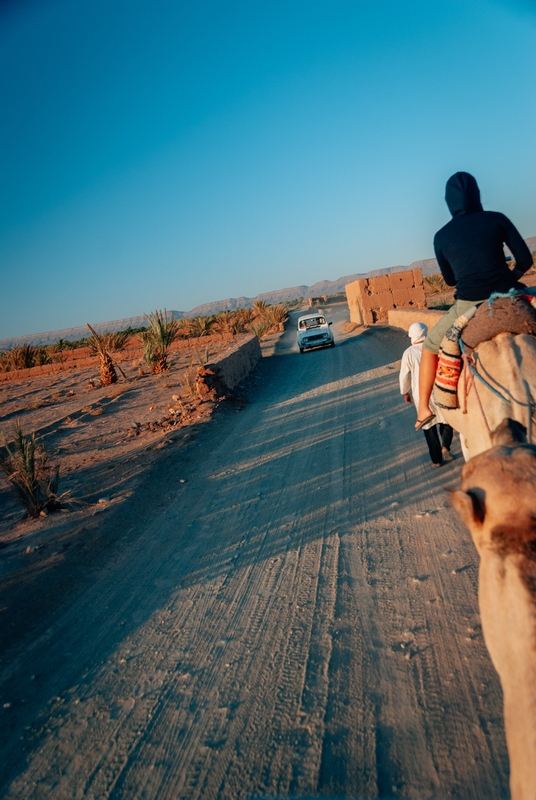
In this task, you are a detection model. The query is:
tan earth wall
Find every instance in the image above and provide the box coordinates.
[0,333,261,387]
[345,268,426,325]
[388,307,443,333]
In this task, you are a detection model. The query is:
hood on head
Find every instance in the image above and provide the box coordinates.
[445,172,483,216]
[408,321,427,344]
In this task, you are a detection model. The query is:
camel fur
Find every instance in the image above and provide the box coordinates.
[450,419,536,800]
[439,332,536,460]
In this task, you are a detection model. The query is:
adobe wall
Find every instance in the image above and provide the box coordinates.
[345,268,426,325]
[388,308,443,332]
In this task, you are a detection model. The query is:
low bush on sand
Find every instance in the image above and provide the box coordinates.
[424,274,449,294]
[0,423,65,517]
[181,365,199,396]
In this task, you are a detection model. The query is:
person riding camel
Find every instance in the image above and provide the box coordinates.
[416,172,533,429]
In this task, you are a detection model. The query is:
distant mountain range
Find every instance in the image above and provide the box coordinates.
[2,237,535,350]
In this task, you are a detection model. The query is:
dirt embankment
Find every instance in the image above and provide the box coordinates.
[0,305,509,799]
[0,333,262,637]
[0,331,258,384]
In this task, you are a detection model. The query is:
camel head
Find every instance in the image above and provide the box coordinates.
[450,419,536,554]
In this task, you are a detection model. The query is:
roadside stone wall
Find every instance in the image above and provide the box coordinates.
[206,333,261,390]
[346,268,426,325]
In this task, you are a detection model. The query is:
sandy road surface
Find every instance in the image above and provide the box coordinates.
[0,305,509,799]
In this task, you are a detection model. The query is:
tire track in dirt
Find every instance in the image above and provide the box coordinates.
[1,307,510,799]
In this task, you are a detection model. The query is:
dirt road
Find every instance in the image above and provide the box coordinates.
[0,304,509,799]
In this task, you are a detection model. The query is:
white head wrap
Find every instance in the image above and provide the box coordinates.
[408,321,428,345]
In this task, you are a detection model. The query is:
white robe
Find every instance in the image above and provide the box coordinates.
[399,342,442,430]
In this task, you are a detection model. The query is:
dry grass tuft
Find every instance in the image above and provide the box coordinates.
[192,345,212,366]
[424,274,449,294]
[181,365,199,396]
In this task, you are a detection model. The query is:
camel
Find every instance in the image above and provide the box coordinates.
[437,332,536,460]
[450,419,536,800]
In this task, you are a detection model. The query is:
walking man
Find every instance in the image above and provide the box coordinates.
[400,322,453,467]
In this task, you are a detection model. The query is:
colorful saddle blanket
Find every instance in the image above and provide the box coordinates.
[433,290,536,409]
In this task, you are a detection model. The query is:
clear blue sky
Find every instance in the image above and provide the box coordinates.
[1,0,535,339]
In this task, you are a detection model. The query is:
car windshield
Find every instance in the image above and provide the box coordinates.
[300,317,325,329]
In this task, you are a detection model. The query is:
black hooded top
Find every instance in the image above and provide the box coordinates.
[433,172,532,301]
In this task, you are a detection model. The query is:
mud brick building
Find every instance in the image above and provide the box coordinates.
[345,268,426,325]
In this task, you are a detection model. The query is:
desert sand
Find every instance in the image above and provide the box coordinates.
[0,303,508,799]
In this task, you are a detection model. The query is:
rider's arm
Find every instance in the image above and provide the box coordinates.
[500,214,533,277]
[434,248,456,287]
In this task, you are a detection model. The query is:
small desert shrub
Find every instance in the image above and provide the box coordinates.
[181,365,199,396]
[424,274,449,294]
[193,345,212,367]
[0,423,64,517]
[139,309,181,373]
[87,325,129,385]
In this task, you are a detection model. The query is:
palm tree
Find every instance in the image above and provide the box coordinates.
[253,300,267,316]
[189,315,216,338]
[233,308,254,331]
[264,304,288,330]
[214,310,233,335]
[0,423,62,517]
[87,324,129,385]
[53,338,74,352]
[247,320,270,339]
[8,344,38,370]
[140,309,181,372]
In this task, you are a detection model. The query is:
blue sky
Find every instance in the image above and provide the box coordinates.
[1,0,535,339]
